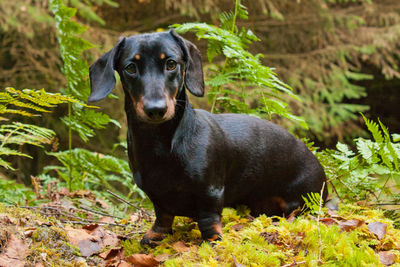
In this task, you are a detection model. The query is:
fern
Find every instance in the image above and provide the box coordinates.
[0,177,35,205]
[302,192,325,215]
[45,148,145,200]
[173,0,307,128]
[0,87,81,119]
[0,88,77,170]
[50,0,118,142]
[321,115,400,203]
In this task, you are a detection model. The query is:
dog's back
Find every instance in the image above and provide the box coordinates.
[194,109,326,215]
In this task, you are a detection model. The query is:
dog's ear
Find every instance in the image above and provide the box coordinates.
[169,29,204,97]
[88,37,126,102]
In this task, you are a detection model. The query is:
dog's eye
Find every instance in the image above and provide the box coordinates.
[166,60,177,71]
[125,63,137,74]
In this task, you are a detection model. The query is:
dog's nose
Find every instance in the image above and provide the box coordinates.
[143,100,168,120]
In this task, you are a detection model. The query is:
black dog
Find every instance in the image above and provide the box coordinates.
[89,29,327,244]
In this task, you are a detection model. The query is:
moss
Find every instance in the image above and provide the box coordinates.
[29,226,82,266]
[121,204,400,266]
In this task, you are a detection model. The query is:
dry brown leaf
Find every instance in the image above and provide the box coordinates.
[88,225,119,248]
[65,225,101,257]
[0,213,14,224]
[379,251,396,266]
[96,199,110,209]
[260,231,280,245]
[34,262,45,267]
[118,260,133,267]
[172,241,190,253]
[154,253,170,262]
[125,254,159,267]
[103,247,126,267]
[368,222,387,240]
[231,224,245,231]
[338,219,364,232]
[83,223,99,231]
[99,247,124,260]
[320,218,338,226]
[130,213,141,223]
[0,234,29,267]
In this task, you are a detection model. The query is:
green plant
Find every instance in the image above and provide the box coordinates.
[50,0,120,143]
[44,148,145,201]
[320,115,399,202]
[0,87,78,170]
[302,192,325,215]
[173,0,307,128]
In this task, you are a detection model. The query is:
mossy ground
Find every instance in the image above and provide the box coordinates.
[122,204,400,266]
[1,203,399,266]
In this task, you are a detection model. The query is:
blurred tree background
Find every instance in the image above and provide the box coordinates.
[1,0,400,184]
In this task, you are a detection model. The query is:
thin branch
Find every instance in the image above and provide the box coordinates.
[317,182,326,264]
[106,190,151,216]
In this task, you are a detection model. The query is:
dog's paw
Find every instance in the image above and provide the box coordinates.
[140,228,168,247]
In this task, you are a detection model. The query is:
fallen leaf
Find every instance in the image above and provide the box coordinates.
[118,260,133,267]
[88,225,119,248]
[260,232,280,245]
[125,254,159,267]
[154,253,170,262]
[77,239,102,257]
[320,218,338,226]
[172,241,190,252]
[368,222,387,240]
[83,223,99,231]
[34,263,45,267]
[96,199,110,209]
[99,247,124,260]
[379,251,396,266]
[231,224,245,231]
[0,213,13,224]
[338,219,364,232]
[0,234,29,267]
[130,213,141,223]
[65,226,101,257]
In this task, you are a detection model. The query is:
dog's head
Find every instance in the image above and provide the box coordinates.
[88,30,204,124]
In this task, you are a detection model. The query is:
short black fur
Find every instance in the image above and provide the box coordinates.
[89,29,327,244]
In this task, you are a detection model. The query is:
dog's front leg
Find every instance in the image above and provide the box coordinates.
[196,189,224,242]
[141,205,174,246]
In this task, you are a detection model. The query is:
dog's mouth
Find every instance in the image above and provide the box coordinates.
[138,116,173,125]
[129,93,176,124]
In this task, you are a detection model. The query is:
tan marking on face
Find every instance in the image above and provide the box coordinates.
[129,93,149,121]
[135,54,140,60]
[160,53,165,59]
[163,89,178,121]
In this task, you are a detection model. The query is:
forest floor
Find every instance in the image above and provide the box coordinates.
[0,188,399,267]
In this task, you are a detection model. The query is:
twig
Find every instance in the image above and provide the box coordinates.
[60,220,128,227]
[78,205,124,220]
[317,182,326,264]
[106,190,151,216]
[328,181,341,200]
